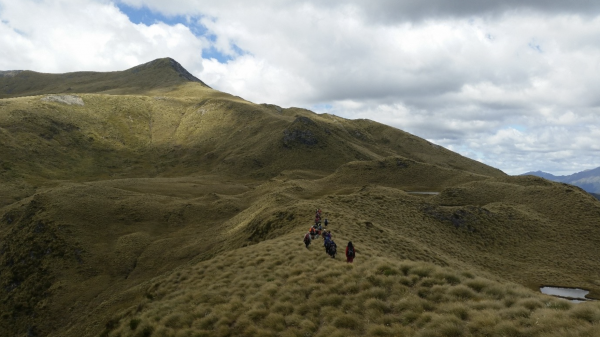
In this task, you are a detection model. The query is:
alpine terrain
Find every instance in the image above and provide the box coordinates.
[1,58,600,337]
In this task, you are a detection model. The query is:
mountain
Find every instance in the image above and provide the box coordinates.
[2,59,600,337]
[523,167,600,193]
[0,58,210,99]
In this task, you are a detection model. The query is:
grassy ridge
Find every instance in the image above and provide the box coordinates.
[101,233,600,337]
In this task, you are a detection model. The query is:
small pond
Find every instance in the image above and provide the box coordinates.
[540,286,593,303]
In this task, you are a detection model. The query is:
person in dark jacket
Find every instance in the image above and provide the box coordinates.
[345,241,356,263]
[304,232,311,248]
[328,240,337,258]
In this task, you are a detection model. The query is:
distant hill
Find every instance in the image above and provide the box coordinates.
[522,167,600,193]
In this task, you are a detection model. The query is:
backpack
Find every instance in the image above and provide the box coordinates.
[347,246,355,257]
[330,242,337,257]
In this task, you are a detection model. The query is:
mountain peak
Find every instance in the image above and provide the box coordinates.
[0,58,210,98]
[129,57,208,86]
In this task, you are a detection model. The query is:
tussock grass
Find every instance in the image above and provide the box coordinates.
[102,234,600,337]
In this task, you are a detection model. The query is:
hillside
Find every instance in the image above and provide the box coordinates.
[523,167,600,193]
[1,59,600,337]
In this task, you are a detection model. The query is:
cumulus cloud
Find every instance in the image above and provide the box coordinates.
[0,0,207,74]
[2,0,600,175]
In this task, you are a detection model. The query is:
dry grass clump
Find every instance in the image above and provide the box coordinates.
[101,233,600,337]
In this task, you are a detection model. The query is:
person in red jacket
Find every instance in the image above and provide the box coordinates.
[304,232,311,248]
[345,241,356,263]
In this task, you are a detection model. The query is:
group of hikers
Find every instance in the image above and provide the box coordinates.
[303,209,356,263]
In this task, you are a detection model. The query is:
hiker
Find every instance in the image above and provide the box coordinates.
[324,218,328,227]
[324,235,331,252]
[328,240,337,258]
[309,226,317,239]
[345,241,356,263]
[324,230,332,247]
[304,232,311,248]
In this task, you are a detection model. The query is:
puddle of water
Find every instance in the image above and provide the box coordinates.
[540,286,591,302]
[571,299,588,304]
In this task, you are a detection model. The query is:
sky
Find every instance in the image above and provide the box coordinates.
[2,1,600,175]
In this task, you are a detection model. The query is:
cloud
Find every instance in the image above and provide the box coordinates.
[0,0,207,74]
[345,0,600,23]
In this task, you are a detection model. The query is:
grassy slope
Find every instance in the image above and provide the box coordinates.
[102,237,600,337]
[0,82,503,205]
[1,60,600,336]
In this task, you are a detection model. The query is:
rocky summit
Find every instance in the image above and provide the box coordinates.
[1,59,599,337]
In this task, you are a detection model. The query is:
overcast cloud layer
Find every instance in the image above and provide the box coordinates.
[2,0,600,175]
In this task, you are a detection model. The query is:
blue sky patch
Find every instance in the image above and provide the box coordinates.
[311,103,334,112]
[116,3,239,63]
[508,124,527,132]
[528,42,542,53]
